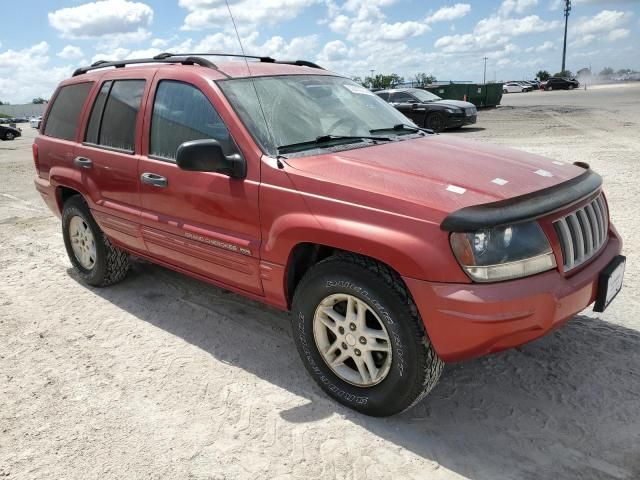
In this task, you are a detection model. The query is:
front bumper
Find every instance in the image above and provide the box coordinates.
[446,114,477,128]
[403,230,622,362]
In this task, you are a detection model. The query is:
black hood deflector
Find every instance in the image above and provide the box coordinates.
[440,169,603,232]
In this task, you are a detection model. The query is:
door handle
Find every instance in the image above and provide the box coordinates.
[74,156,93,169]
[140,172,168,188]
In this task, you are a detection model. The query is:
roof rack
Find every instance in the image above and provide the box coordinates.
[154,52,324,70]
[72,52,324,77]
[72,56,217,77]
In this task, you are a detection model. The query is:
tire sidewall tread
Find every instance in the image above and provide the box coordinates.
[61,195,129,287]
[292,253,443,416]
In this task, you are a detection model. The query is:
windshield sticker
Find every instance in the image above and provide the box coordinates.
[446,185,466,195]
[344,84,375,95]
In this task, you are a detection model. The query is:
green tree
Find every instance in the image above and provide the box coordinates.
[413,72,436,87]
[32,97,47,104]
[553,70,573,78]
[599,67,614,77]
[364,73,405,89]
[536,70,551,81]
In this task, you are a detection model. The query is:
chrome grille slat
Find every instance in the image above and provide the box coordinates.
[585,203,600,245]
[577,209,593,255]
[567,214,584,263]
[553,193,608,271]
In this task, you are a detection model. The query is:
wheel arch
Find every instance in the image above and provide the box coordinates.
[283,242,415,310]
[55,185,84,214]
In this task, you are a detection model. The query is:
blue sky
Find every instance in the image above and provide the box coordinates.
[1,0,639,103]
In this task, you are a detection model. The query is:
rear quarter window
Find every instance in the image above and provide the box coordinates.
[43,82,93,141]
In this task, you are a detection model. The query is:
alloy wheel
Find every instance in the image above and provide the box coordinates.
[69,215,97,270]
[313,293,392,387]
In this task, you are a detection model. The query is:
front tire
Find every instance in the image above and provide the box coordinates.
[291,253,443,416]
[62,195,129,287]
[4,132,15,140]
[425,112,446,133]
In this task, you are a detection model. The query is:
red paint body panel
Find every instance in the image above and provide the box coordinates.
[405,231,622,361]
[34,63,624,364]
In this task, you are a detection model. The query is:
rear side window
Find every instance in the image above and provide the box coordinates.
[43,82,93,141]
[376,92,389,101]
[85,79,145,152]
[391,92,414,103]
[150,80,233,161]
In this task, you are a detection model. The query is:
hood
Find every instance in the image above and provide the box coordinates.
[283,135,586,219]
[431,99,475,110]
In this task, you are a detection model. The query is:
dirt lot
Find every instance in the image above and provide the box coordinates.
[1,84,639,480]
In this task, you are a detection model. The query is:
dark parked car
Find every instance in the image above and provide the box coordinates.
[375,88,477,132]
[541,77,580,91]
[0,124,21,140]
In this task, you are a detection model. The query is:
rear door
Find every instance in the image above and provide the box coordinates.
[75,70,155,252]
[137,71,263,294]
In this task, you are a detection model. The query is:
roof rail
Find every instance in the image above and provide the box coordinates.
[154,52,276,63]
[274,60,324,69]
[72,52,325,77]
[154,52,323,69]
[72,56,218,77]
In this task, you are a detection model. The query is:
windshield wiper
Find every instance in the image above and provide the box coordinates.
[370,124,434,135]
[277,134,392,154]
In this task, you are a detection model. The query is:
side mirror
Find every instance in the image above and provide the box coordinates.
[176,139,246,179]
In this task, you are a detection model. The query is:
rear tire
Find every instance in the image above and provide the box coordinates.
[291,253,443,416]
[62,195,129,287]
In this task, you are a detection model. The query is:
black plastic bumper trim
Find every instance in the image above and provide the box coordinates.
[440,169,603,232]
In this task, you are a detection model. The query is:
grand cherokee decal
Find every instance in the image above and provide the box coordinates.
[184,232,251,256]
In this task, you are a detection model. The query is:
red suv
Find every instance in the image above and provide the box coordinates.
[33,54,625,416]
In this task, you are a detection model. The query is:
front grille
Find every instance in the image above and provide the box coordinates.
[553,194,609,271]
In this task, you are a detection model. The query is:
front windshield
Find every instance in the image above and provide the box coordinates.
[409,89,441,102]
[218,75,414,156]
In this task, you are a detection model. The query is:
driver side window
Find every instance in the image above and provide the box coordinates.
[150,80,235,161]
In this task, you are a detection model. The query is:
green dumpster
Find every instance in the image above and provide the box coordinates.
[423,83,503,107]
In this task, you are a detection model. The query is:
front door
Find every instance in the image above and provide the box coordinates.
[389,92,425,125]
[137,73,263,295]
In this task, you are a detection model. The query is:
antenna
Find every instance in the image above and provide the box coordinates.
[224,0,278,159]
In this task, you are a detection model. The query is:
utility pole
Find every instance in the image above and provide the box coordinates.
[483,56,488,84]
[561,0,571,74]
[369,69,375,88]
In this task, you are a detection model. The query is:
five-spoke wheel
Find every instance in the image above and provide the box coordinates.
[314,293,392,387]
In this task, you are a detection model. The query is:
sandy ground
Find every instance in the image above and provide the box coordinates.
[1,85,639,480]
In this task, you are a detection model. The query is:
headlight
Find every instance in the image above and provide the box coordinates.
[450,222,556,282]
[445,108,461,114]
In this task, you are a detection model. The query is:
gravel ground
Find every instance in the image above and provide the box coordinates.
[1,84,639,480]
